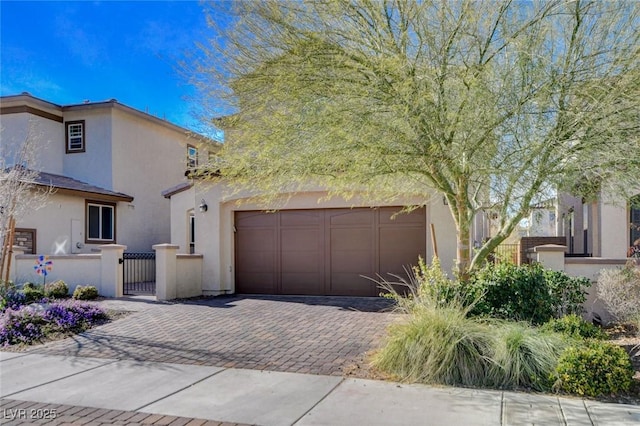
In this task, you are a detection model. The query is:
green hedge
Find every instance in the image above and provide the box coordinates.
[464,263,590,324]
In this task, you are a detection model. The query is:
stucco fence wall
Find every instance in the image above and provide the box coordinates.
[175,253,203,299]
[11,245,126,298]
[13,253,102,295]
[10,244,204,301]
[529,245,633,324]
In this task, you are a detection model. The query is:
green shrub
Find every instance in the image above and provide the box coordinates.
[554,341,634,397]
[21,283,45,304]
[464,263,590,324]
[542,314,607,340]
[544,270,590,317]
[465,263,552,324]
[489,322,567,391]
[72,285,99,300]
[44,280,69,299]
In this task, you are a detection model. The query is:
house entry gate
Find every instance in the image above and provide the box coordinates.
[123,252,156,295]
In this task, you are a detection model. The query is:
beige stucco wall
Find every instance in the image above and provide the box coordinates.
[169,187,197,254]
[14,192,126,255]
[564,258,629,324]
[110,108,200,251]
[169,182,459,295]
[61,108,113,190]
[13,254,101,294]
[0,112,64,174]
[176,254,203,298]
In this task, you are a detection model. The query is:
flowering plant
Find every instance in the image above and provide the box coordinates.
[0,299,107,346]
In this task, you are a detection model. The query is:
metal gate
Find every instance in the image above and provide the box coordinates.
[123,252,156,295]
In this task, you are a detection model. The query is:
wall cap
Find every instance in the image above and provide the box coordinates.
[176,253,203,259]
[16,254,101,260]
[153,243,180,250]
[565,258,629,265]
[528,244,567,253]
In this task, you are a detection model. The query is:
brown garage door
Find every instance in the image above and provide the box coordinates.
[235,207,426,296]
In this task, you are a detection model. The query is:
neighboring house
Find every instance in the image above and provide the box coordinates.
[518,201,558,238]
[557,191,638,258]
[1,93,218,255]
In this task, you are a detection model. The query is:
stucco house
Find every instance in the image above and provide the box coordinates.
[557,191,639,259]
[1,93,218,255]
[163,170,494,297]
[162,173,638,298]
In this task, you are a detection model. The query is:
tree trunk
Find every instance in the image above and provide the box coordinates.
[455,209,472,281]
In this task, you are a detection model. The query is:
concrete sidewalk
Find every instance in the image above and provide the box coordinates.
[1,352,639,426]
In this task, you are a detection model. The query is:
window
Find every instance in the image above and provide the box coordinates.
[14,228,36,254]
[65,120,85,153]
[86,201,115,242]
[189,213,195,254]
[187,145,198,168]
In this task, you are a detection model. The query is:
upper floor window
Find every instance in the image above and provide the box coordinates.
[66,120,85,153]
[187,145,198,168]
[86,201,115,242]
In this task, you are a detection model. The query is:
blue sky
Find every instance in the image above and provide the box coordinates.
[1,0,218,135]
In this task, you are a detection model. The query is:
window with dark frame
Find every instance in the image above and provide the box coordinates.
[86,201,115,242]
[187,145,198,168]
[189,213,195,254]
[65,120,86,153]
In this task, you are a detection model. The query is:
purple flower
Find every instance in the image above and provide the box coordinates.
[0,300,107,346]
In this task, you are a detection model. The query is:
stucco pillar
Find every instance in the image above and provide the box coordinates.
[529,244,566,271]
[99,244,126,298]
[8,246,25,283]
[153,244,179,301]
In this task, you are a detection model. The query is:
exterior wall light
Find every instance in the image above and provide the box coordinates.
[199,199,208,213]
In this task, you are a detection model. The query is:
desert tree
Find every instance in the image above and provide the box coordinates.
[189,0,640,276]
[0,121,52,283]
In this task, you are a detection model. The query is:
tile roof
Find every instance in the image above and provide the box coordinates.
[161,181,193,198]
[29,170,134,202]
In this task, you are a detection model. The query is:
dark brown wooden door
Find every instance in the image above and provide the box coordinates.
[235,207,426,296]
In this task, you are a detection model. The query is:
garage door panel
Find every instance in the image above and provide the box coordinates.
[280,210,322,226]
[281,228,321,251]
[236,229,276,252]
[281,250,321,273]
[282,273,323,295]
[236,211,277,227]
[379,207,426,224]
[329,209,374,226]
[331,228,372,250]
[329,274,375,296]
[331,250,372,272]
[379,251,422,277]
[235,272,276,293]
[236,250,276,272]
[379,227,425,249]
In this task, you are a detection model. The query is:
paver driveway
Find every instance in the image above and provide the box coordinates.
[26,295,398,376]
